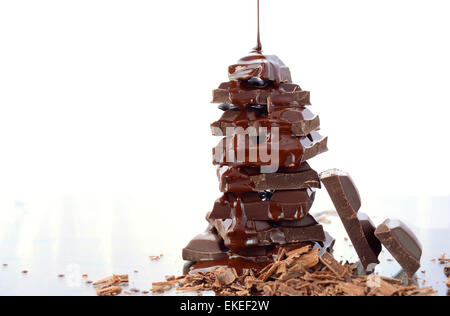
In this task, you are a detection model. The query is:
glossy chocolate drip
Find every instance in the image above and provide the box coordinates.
[254,0,262,53]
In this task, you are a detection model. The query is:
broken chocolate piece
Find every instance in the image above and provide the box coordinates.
[218,162,321,193]
[213,218,326,247]
[209,189,315,221]
[212,81,311,108]
[228,53,292,83]
[211,106,320,137]
[320,169,381,271]
[375,219,422,278]
[182,230,229,262]
[213,131,328,169]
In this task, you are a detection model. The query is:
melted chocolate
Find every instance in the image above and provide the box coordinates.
[211,106,320,137]
[209,189,316,221]
[212,82,311,109]
[217,162,320,193]
[213,131,327,169]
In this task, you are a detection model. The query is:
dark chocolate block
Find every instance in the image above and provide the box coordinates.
[228,53,292,83]
[209,189,316,221]
[320,169,381,271]
[218,162,321,193]
[375,219,422,278]
[212,88,311,108]
[213,131,328,169]
[182,230,229,262]
[212,214,325,248]
[211,106,320,137]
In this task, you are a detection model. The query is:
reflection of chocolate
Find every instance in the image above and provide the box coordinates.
[320,169,381,271]
[375,219,422,278]
[209,189,316,221]
[211,106,320,137]
[217,162,321,193]
[213,131,328,169]
[228,53,292,83]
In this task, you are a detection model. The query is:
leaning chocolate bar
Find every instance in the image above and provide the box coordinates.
[320,169,381,271]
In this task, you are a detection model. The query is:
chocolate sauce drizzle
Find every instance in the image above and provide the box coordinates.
[254,0,262,53]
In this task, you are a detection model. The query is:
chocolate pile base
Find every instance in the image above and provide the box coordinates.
[155,245,436,296]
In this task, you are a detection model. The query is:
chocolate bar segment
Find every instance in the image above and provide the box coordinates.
[212,87,311,108]
[218,163,321,193]
[375,219,422,278]
[209,189,316,221]
[212,215,325,248]
[320,169,381,271]
[211,106,320,137]
[213,131,328,169]
[228,53,292,83]
[182,230,229,262]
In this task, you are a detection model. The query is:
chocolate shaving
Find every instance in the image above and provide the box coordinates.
[153,247,435,296]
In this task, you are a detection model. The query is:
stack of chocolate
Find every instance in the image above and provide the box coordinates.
[183,52,332,269]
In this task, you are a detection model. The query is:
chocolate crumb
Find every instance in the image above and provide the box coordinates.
[153,247,435,296]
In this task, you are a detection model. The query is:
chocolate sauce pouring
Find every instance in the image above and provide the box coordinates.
[254,0,262,53]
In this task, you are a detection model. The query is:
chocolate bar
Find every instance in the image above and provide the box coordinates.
[211,106,320,137]
[320,169,381,271]
[182,230,229,262]
[212,216,325,248]
[228,53,292,83]
[209,189,316,221]
[212,85,311,108]
[218,162,321,193]
[375,219,422,278]
[213,131,328,168]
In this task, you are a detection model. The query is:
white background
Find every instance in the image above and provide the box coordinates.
[1,0,449,198]
[0,2,449,295]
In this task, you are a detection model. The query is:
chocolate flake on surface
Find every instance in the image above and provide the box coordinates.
[154,246,435,296]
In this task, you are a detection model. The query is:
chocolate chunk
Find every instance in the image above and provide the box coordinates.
[209,189,315,221]
[218,163,320,193]
[375,219,423,278]
[212,87,311,108]
[228,53,292,83]
[212,216,325,247]
[182,230,229,262]
[213,131,328,169]
[211,106,320,137]
[301,131,328,162]
[320,169,381,271]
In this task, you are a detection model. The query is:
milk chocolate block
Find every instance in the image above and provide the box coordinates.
[228,53,292,83]
[218,163,321,193]
[320,169,381,271]
[211,106,320,137]
[213,131,328,169]
[209,189,316,221]
[375,219,422,278]
[182,230,229,262]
